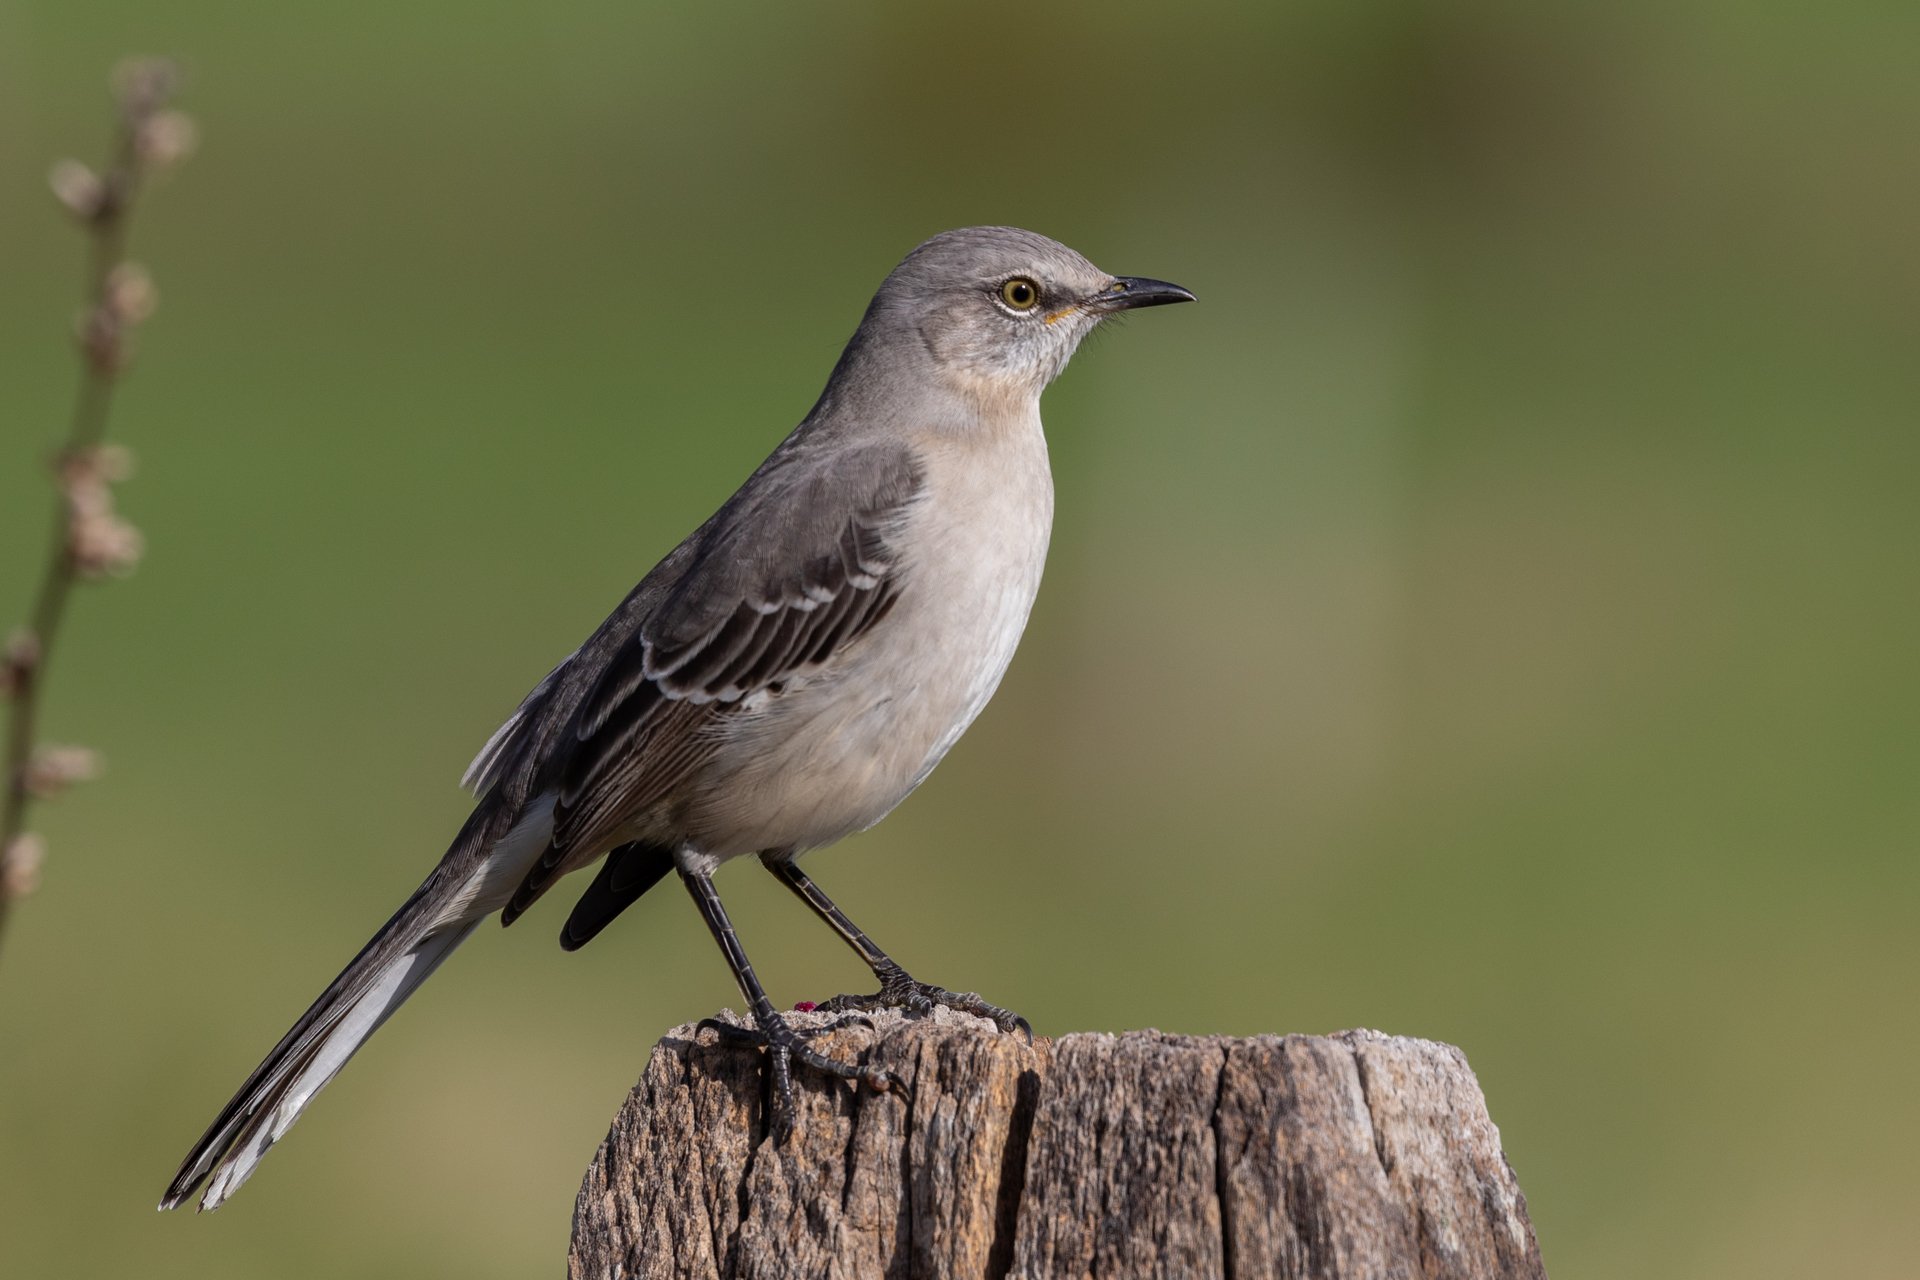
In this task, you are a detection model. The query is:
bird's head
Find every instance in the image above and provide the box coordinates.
[866,225,1193,403]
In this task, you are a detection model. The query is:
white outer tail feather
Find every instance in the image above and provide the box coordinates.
[197,920,480,1210]
[169,796,558,1211]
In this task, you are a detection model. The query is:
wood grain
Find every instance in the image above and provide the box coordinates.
[570,1008,1545,1279]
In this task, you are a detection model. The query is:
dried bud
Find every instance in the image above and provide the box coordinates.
[112,57,180,120]
[75,304,129,376]
[61,452,108,515]
[24,745,102,799]
[61,445,143,576]
[50,159,107,220]
[2,834,46,901]
[136,110,197,170]
[61,443,137,486]
[3,632,38,700]
[61,444,134,520]
[2,630,41,691]
[69,510,145,579]
[105,263,159,324]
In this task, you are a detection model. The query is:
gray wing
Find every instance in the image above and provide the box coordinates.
[461,654,572,797]
[498,441,923,923]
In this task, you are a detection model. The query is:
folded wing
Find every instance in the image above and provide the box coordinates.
[500,442,924,923]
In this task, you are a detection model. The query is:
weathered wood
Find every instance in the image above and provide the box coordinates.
[570,1008,1545,1280]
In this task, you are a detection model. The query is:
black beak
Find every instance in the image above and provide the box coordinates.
[1095,276,1196,312]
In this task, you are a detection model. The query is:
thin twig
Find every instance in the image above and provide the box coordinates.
[0,59,193,963]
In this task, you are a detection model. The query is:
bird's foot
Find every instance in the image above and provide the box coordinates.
[819,965,1033,1043]
[696,1007,904,1144]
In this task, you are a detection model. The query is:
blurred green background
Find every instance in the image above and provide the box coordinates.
[3,3,1916,1276]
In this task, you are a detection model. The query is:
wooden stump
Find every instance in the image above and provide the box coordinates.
[569,1007,1546,1279]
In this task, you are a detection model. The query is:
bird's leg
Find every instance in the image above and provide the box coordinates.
[763,856,1032,1041]
[678,866,901,1141]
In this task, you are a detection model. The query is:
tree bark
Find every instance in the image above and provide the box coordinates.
[569,1007,1546,1280]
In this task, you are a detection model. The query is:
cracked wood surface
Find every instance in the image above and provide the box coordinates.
[569,1008,1546,1280]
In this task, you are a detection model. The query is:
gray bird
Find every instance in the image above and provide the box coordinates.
[162,226,1192,1212]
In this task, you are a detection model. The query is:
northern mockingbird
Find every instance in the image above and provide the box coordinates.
[162,226,1192,1211]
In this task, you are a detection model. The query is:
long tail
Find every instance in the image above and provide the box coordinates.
[161,798,553,1212]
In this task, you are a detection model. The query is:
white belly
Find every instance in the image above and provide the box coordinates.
[685,420,1054,857]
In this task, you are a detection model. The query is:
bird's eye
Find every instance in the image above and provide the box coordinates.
[1000,277,1040,311]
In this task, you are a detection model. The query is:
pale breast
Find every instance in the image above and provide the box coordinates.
[889,427,1055,786]
[687,417,1054,857]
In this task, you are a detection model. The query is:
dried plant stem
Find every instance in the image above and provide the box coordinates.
[1,59,191,964]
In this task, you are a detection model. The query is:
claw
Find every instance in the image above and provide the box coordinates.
[699,1005,903,1138]
[696,1016,763,1046]
[821,971,1032,1043]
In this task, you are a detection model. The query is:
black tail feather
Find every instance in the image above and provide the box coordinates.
[559,841,675,951]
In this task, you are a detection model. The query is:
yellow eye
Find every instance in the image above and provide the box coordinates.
[1000,277,1040,311]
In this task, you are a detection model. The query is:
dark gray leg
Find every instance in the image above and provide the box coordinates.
[763,856,1032,1040]
[678,865,900,1139]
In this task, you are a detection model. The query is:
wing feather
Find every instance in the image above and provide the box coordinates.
[498,443,923,924]
[461,653,574,795]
